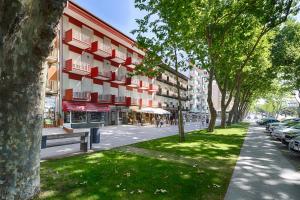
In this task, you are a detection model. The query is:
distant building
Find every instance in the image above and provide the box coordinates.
[156,67,189,119]
[188,68,209,120]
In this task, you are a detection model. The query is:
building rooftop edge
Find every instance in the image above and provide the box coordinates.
[68,0,137,44]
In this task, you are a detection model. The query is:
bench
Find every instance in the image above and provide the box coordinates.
[41,132,89,152]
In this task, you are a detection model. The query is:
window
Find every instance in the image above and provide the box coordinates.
[72,111,87,123]
[89,112,105,123]
[64,112,71,123]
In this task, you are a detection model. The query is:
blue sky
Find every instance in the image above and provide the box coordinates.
[75,0,142,39]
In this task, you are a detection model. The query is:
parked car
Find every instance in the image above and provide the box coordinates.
[289,135,300,152]
[272,121,300,140]
[268,118,300,135]
[281,124,300,145]
[257,118,279,125]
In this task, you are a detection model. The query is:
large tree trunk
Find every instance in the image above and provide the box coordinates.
[174,49,185,142]
[207,69,217,132]
[0,1,65,199]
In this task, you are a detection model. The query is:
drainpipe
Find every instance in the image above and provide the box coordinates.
[58,17,64,122]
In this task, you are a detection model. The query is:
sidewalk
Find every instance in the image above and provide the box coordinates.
[41,122,206,159]
[225,125,300,200]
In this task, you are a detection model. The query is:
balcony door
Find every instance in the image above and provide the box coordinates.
[81,52,93,67]
[81,77,92,92]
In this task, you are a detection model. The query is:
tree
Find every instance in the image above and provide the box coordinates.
[0,1,66,199]
[133,0,299,132]
[133,1,191,142]
[272,19,300,116]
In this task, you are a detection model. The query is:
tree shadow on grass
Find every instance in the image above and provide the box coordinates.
[38,151,229,200]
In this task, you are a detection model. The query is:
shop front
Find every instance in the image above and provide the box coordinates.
[108,106,129,125]
[128,107,171,125]
[63,101,110,129]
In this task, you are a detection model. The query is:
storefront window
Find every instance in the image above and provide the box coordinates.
[64,112,71,123]
[44,96,56,126]
[72,111,87,123]
[89,112,103,123]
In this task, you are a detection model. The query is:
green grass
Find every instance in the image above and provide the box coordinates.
[37,123,249,200]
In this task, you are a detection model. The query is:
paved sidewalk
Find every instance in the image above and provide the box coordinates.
[41,122,206,159]
[225,125,300,200]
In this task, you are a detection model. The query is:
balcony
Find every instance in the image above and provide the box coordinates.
[91,93,114,104]
[46,80,58,94]
[148,84,158,92]
[152,100,160,108]
[99,94,114,104]
[64,89,91,101]
[111,72,126,84]
[91,41,112,58]
[142,99,148,107]
[65,59,91,75]
[125,56,142,68]
[91,67,111,80]
[139,81,149,90]
[115,96,130,106]
[46,49,58,64]
[130,98,139,106]
[65,29,91,49]
[126,77,140,88]
[110,49,126,63]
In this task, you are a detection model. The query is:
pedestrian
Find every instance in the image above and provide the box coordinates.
[206,116,209,126]
[201,116,205,127]
[160,118,164,127]
[156,116,160,128]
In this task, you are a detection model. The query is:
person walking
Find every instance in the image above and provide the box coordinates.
[160,117,164,127]
[155,116,160,128]
[206,116,209,126]
[201,116,205,128]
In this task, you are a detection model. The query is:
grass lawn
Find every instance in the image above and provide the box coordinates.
[37,123,249,200]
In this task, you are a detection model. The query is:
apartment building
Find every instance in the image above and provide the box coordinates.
[44,1,162,128]
[188,68,209,120]
[156,67,189,119]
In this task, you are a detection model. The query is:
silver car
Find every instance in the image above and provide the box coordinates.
[289,135,300,152]
[281,124,300,145]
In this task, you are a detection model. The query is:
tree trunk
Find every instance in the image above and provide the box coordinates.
[0,1,65,199]
[207,69,217,132]
[174,48,185,142]
[227,110,233,126]
[220,91,227,128]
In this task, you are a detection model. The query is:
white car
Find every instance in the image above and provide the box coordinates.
[268,118,299,133]
[289,136,300,152]
[273,125,299,141]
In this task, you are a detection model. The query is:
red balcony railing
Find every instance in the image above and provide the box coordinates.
[139,81,149,90]
[125,56,142,68]
[65,59,91,75]
[110,49,127,63]
[64,89,91,101]
[126,77,140,87]
[65,29,91,49]
[91,67,111,80]
[91,41,112,58]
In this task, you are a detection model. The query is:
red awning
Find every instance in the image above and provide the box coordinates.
[62,101,110,112]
